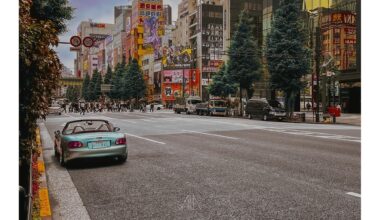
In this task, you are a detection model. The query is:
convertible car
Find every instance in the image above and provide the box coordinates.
[54,119,127,166]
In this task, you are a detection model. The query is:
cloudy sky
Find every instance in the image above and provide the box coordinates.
[56,0,180,73]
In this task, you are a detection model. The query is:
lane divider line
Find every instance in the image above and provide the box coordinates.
[182,130,239,140]
[125,133,166,145]
[346,192,361,198]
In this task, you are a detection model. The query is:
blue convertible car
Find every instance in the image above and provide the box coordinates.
[54,119,127,166]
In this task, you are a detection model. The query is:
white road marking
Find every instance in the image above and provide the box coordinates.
[262,128,360,143]
[346,192,361,198]
[142,119,155,122]
[182,130,239,140]
[125,133,166,145]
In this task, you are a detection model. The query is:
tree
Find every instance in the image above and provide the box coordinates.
[226,10,262,116]
[88,69,102,101]
[110,63,125,100]
[126,59,146,101]
[30,0,73,34]
[208,64,237,98]
[66,86,80,103]
[266,0,311,117]
[104,66,113,84]
[19,0,73,199]
[82,73,91,101]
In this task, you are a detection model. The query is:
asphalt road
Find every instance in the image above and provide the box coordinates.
[43,110,361,219]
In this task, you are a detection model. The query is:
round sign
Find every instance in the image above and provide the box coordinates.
[83,37,94,48]
[70,36,81,47]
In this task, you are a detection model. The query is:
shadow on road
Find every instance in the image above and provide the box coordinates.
[64,157,126,170]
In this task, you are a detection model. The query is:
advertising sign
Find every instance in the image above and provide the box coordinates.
[162,69,200,101]
[321,12,356,29]
[344,39,356,44]
[144,16,162,59]
[162,46,192,69]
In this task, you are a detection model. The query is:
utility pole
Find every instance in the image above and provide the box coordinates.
[315,27,321,122]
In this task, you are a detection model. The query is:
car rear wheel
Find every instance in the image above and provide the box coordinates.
[118,154,127,163]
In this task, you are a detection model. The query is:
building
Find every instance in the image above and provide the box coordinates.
[75,20,114,78]
[56,66,83,97]
[189,1,224,101]
[163,5,172,25]
[113,6,132,67]
[172,0,191,47]
[129,0,164,65]
[305,0,360,113]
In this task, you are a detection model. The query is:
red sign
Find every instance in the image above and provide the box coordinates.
[83,37,94,48]
[70,36,81,47]
[321,12,356,29]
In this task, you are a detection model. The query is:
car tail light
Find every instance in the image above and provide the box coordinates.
[68,141,83,149]
[115,137,126,145]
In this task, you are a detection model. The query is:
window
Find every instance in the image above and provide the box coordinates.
[140,10,145,16]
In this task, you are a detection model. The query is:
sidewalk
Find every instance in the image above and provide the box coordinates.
[303,111,361,126]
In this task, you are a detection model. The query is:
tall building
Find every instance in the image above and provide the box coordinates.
[75,20,114,78]
[187,0,223,101]
[129,0,164,65]
[113,6,132,68]
[172,0,191,47]
[163,5,172,25]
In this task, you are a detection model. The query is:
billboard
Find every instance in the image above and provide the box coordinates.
[162,46,192,69]
[144,16,162,59]
[161,69,200,101]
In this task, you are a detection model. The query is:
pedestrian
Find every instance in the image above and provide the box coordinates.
[150,103,154,112]
[80,102,85,115]
[306,102,311,112]
[61,103,67,113]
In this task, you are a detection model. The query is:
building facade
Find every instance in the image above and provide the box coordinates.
[75,21,114,78]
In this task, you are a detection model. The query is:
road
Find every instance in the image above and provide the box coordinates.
[41,110,361,219]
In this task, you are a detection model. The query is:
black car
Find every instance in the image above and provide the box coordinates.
[245,99,286,121]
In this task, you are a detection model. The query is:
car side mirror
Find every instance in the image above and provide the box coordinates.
[113,127,120,132]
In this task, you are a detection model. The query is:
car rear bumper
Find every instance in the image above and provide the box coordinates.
[65,145,127,161]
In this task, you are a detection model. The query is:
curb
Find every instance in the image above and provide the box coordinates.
[36,128,52,220]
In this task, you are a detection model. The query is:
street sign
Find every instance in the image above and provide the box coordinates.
[101,84,112,92]
[83,36,94,48]
[70,36,81,47]
[70,47,80,51]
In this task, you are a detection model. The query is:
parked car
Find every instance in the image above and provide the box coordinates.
[48,104,63,115]
[245,99,286,121]
[196,99,228,116]
[147,103,164,111]
[54,119,127,166]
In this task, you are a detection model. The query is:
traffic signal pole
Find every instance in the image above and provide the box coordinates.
[315,27,321,122]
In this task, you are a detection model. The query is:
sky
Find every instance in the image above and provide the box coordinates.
[56,0,180,73]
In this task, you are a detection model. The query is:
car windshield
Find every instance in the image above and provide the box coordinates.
[191,100,202,104]
[213,101,226,107]
[268,100,283,108]
[63,120,112,135]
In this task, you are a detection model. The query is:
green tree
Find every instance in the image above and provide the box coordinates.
[19,0,73,193]
[226,10,262,115]
[111,63,125,100]
[266,0,311,117]
[104,65,113,84]
[208,64,236,98]
[81,73,91,101]
[88,69,102,101]
[30,0,73,34]
[66,86,80,103]
[126,59,146,100]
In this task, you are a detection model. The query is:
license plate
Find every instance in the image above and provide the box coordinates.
[88,141,110,149]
